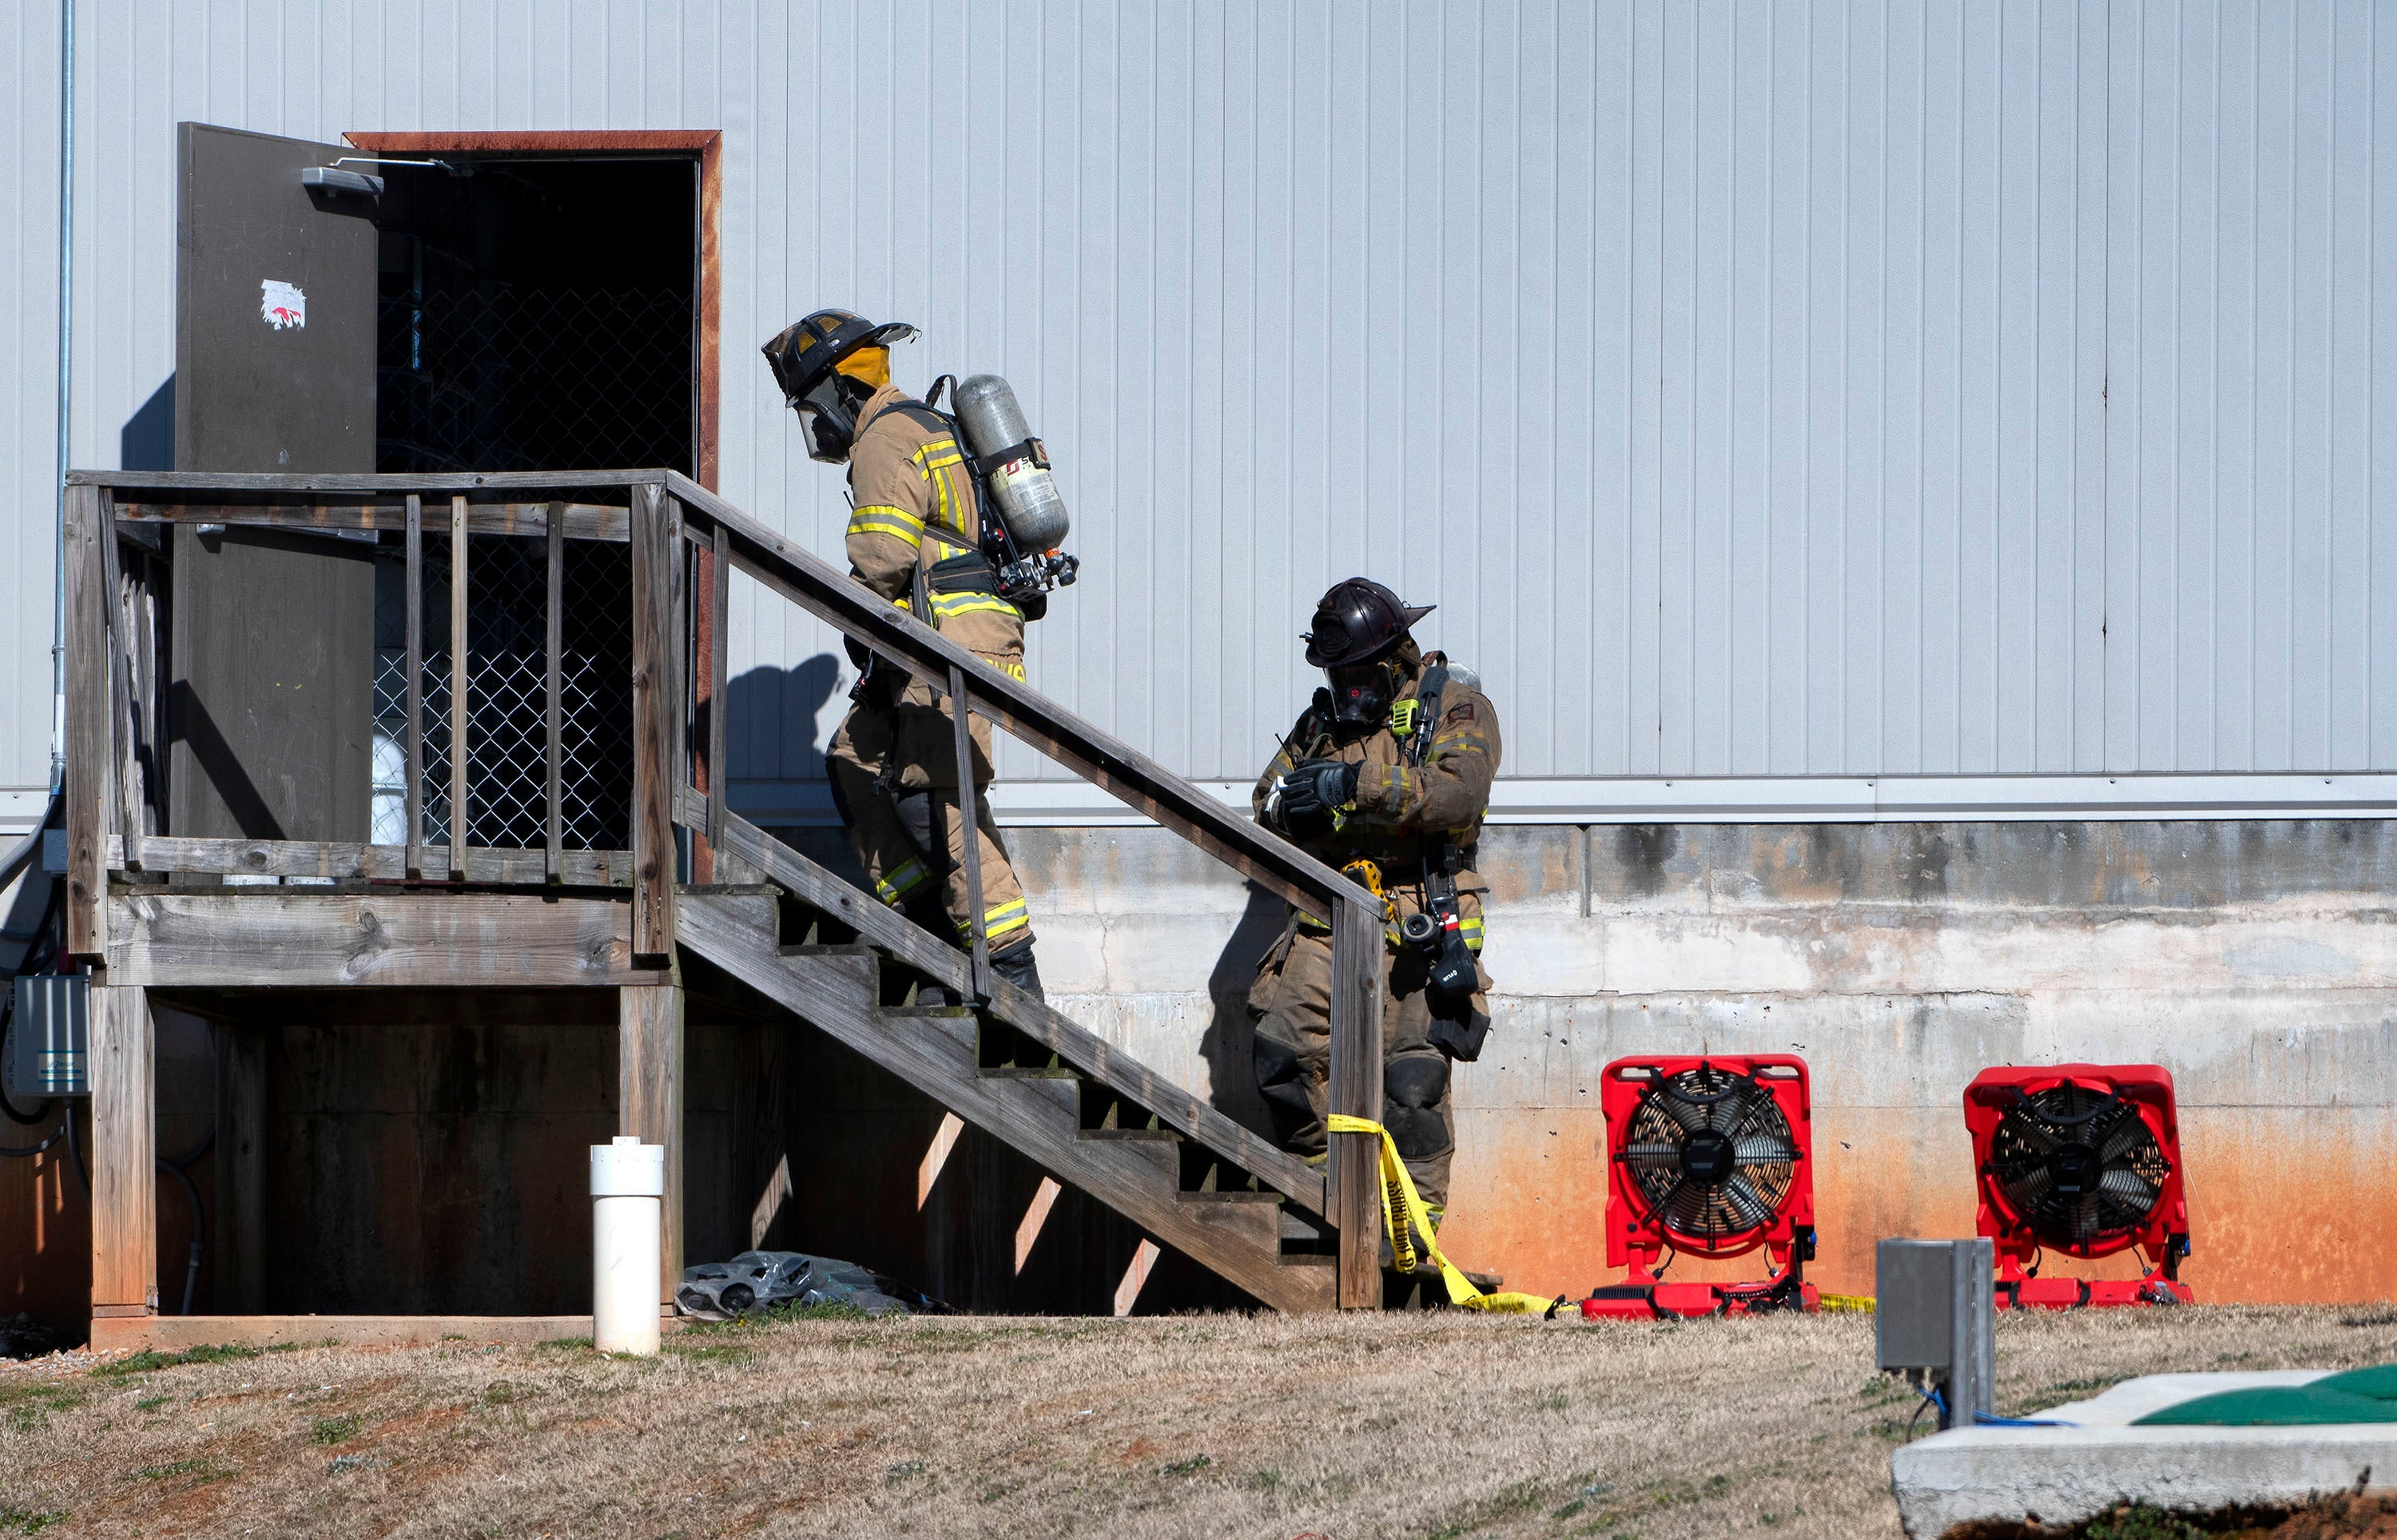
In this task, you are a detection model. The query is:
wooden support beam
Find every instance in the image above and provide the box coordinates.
[404,494,425,878]
[105,891,666,988]
[1330,900,1386,1309]
[627,484,677,959]
[447,494,470,875]
[104,832,629,887]
[90,983,157,1314]
[89,1314,673,1352]
[546,500,565,884]
[65,483,109,958]
[619,983,685,1309]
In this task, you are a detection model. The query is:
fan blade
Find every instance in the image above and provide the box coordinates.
[2098,1165,2158,1214]
[1719,1171,1775,1231]
[2001,1166,2055,1212]
[1707,1078,1757,1135]
[2002,1113,2062,1157]
[2069,1193,2102,1244]
[2096,1112,2151,1165]
[1621,1140,1683,1169]
[1733,1132,1797,1167]
[1655,1087,1711,1134]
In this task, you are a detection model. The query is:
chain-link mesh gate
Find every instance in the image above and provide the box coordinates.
[378,289,695,476]
[372,535,633,852]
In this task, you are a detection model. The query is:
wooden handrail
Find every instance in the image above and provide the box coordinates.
[62,467,1389,1308]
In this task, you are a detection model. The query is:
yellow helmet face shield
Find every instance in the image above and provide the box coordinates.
[834,345,891,391]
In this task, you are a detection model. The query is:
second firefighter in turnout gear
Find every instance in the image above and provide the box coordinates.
[1249,578,1501,1248]
[763,308,1044,997]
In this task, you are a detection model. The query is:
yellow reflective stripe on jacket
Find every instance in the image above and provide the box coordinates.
[1324,1114,1562,1316]
[928,590,1024,623]
[973,897,1032,941]
[848,504,925,548]
[912,437,972,536]
[912,438,965,472]
[875,859,928,907]
[1460,914,1485,952]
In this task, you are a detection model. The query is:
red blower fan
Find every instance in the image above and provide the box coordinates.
[1580,1056,1819,1319]
[1964,1065,2193,1308]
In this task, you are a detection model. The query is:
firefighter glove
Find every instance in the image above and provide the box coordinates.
[1278,759,1360,824]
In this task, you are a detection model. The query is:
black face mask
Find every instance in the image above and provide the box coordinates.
[795,375,872,463]
[1326,662,1395,728]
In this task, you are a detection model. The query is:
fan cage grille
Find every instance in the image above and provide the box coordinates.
[1981,1081,2173,1259]
[1618,1066,1802,1252]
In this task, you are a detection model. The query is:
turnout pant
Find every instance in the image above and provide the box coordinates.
[1246,919,1489,1214]
[826,701,1034,955]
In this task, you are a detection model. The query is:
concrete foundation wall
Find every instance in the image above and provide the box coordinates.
[1002,819,2397,1304]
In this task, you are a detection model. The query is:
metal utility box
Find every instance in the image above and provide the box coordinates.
[5,974,91,1098]
[1876,1238,1994,1429]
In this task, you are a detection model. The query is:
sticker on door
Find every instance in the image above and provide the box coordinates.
[260,279,306,331]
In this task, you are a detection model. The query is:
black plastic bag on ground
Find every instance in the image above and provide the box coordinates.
[674,1251,946,1320]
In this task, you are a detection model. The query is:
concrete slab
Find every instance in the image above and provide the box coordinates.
[1891,1371,2395,1538]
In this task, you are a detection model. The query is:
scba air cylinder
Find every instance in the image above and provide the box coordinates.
[953,374,1071,551]
[590,1136,665,1355]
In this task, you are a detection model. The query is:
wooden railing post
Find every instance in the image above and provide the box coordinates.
[447,494,470,875]
[1330,897,1385,1308]
[628,482,678,959]
[403,493,425,878]
[64,483,107,959]
[545,499,565,883]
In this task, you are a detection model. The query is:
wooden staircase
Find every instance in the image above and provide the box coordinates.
[674,809,1338,1313]
[62,466,1390,1330]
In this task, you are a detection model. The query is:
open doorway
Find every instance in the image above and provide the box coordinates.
[349,129,721,483]
[350,136,718,852]
[370,155,698,474]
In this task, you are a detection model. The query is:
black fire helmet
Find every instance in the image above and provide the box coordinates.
[1302,578,1434,669]
[761,309,919,406]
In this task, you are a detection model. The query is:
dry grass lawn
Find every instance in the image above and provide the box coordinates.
[2,1304,2395,1538]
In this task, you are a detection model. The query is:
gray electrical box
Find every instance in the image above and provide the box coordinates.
[4,974,91,1099]
[1876,1238,1994,1429]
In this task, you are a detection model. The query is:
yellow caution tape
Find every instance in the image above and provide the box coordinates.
[1819,1293,1876,1313]
[1325,1114,1561,1316]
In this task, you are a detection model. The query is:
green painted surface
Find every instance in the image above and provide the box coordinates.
[2136,1378,2397,1427]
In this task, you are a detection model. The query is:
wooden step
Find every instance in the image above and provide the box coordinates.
[1079,1128,1180,1186]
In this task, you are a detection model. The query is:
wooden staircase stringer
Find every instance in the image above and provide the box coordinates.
[695,803,1326,1217]
[674,891,1338,1315]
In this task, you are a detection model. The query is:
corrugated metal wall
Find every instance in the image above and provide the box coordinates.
[2,0,2391,815]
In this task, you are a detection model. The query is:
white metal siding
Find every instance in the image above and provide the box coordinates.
[2,0,2392,820]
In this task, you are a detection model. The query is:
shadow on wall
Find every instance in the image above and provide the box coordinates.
[123,375,175,470]
[1196,883,1292,1138]
[726,656,841,784]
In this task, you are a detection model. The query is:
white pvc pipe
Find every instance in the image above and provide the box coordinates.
[590,1135,664,1355]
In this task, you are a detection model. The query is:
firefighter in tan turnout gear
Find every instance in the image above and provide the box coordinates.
[762,309,1044,998]
[1250,578,1501,1249]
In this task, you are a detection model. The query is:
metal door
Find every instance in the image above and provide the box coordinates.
[169,124,378,842]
